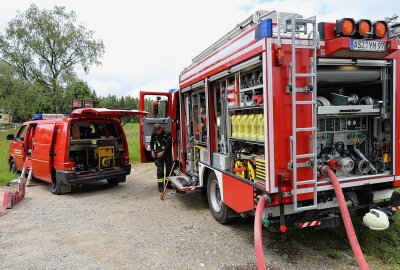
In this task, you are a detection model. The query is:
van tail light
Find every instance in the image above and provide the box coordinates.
[123,155,130,164]
[279,173,292,204]
[64,161,75,171]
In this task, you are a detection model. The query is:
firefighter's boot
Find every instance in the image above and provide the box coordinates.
[158,182,164,192]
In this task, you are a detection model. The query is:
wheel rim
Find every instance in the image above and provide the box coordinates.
[210,179,222,213]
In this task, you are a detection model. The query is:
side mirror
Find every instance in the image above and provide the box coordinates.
[6,134,15,140]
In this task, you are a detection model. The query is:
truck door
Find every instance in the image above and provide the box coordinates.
[31,122,56,182]
[139,91,173,163]
[10,124,28,170]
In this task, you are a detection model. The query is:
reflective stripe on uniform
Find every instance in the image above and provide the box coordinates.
[157,178,165,183]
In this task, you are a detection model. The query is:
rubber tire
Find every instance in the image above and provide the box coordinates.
[206,172,236,224]
[50,177,62,195]
[9,159,17,174]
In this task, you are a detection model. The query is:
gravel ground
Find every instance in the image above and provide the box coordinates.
[0,163,371,269]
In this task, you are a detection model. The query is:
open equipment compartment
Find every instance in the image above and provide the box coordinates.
[69,120,126,174]
[316,59,393,180]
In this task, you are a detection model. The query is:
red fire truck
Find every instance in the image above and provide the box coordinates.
[140,11,400,231]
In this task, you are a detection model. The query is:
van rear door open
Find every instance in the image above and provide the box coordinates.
[70,108,148,119]
[31,122,56,182]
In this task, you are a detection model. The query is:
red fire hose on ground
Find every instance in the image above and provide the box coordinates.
[326,168,369,270]
[254,167,369,270]
[254,195,267,270]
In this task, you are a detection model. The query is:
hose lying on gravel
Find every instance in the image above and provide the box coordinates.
[254,169,370,270]
[326,168,369,270]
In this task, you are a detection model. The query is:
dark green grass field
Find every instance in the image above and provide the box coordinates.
[0,123,399,267]
[0,126,19,186]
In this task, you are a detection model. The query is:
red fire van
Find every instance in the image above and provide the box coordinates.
[7,108,147,194]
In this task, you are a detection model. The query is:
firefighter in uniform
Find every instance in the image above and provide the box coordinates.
[150,124,173,192]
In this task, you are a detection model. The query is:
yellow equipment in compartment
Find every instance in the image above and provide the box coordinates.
[234,160,246,178]
[94,146,115,169]
[255,158,266,180]
[234,160,256,183]
[247,161,256,183]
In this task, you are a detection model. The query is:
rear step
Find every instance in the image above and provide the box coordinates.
[169,176,199,191]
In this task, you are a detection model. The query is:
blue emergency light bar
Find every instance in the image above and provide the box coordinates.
[32,113,69,120]
[255,18,273,40]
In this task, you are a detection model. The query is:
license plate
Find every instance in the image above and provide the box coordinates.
[350,39,386,52]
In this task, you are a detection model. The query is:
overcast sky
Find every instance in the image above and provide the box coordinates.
[0,0,399,97]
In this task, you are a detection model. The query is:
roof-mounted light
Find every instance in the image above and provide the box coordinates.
[373,21,388,38]
[356,19,372,37]
[336,18,355,36]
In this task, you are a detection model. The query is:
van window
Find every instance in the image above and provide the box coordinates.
[144,97,168,118]
[71,121,119,140]
[16,125,27,141]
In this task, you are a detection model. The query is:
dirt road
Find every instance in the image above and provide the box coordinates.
[1,163,364,269]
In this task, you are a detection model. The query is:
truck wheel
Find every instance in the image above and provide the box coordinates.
[207,172,236,224]
[9,160,17,174]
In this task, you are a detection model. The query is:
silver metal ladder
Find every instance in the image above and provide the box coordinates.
[284,15,319,212]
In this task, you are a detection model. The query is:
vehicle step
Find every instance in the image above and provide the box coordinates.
[169,176,199,191]
[173,169,184,176]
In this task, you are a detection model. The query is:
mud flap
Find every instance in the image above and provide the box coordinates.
[60,184,72,194]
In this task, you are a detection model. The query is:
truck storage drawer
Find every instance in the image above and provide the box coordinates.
[317,105,380,115]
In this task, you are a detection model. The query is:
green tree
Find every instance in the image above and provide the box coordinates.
[0,4,104,113]
[63,80,96,112]
[0,61,37,121]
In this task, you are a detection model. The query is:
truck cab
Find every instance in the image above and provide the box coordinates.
[8,108,147,194]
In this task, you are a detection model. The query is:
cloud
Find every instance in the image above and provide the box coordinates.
[1,0,399,98]
[127,77,179,97]
[87,78,123,97]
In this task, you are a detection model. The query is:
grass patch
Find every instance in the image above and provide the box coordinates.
[122,123,141,164]
[0,127,18,186]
